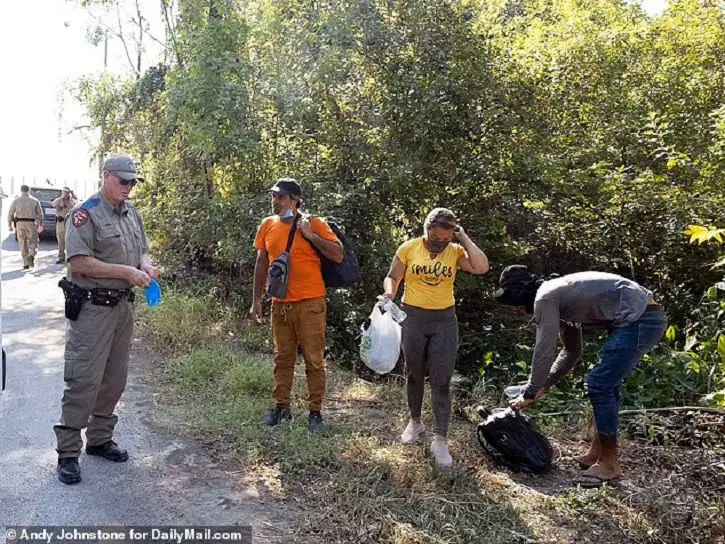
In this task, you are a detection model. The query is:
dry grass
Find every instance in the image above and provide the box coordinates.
[146,346,724,544]
[139,294,725,544]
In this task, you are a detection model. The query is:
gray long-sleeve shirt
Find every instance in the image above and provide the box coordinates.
[524,272,654,398]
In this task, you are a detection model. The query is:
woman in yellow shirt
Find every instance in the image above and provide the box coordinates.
[381,208,489,466]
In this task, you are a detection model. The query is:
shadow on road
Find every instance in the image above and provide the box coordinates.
[1,269,26,282]
[2,233,19,252]
[2,233,58,252]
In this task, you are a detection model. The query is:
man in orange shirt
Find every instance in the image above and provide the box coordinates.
[249,178,343,432]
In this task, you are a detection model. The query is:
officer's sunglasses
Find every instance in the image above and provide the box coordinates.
[111,172,138,187]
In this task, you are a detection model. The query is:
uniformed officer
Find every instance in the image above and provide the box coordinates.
[54,154,158,485]
[52,186,78,264]
[7,185,44,269]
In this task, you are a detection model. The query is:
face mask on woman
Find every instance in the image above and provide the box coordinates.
[426,238,450,253]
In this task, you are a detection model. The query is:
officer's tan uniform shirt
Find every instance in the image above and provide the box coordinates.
[66,191,148,290]
[7,193,43,226]
[53,195,76,220]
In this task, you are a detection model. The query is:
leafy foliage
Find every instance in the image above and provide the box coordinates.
[668,224,725,407]
[73,0,725,401]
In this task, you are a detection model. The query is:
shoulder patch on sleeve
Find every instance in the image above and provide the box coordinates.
[71,209,90,227]
[80,198,101,211]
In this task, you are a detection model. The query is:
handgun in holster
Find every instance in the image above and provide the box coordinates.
[59,277,89,321]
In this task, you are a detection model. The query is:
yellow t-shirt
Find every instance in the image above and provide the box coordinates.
[396,238,466,310]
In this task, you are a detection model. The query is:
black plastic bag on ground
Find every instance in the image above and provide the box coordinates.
[476,406,553,473]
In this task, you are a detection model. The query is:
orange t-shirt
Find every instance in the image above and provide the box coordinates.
[254,215,339,302]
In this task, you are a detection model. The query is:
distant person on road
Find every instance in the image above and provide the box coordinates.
[249,178,343,433]
[381,208,489,467]
[7,184,43,269]
[54,154,158,485]
[52,186,78,264]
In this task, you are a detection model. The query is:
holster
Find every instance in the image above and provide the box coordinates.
[59,278,135,320]
[59,277,89,321]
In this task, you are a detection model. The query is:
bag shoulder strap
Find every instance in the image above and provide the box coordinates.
[304,214,346,256]
[304,215,326,260]
[284,214,301,253]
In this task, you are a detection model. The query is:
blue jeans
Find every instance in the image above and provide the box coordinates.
[587,309,668,438]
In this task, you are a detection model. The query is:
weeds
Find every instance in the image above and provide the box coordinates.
[142,292,725,544]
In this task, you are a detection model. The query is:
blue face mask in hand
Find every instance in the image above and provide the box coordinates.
[145,279,162,307]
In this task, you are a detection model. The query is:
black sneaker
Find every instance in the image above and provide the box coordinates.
[57,457,81,485]
[308,411,324,433]
[85,440,129,462]
[56,258,65,264]
[261,406,293,427]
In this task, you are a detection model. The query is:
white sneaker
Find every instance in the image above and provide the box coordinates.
[400,420,425,444]
[430,437,453,467]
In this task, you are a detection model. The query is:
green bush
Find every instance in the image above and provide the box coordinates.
[78,0,725,398]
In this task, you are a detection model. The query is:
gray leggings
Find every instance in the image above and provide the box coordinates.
[401,304,458,437]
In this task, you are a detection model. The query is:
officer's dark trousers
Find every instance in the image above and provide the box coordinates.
[54,299,133,458]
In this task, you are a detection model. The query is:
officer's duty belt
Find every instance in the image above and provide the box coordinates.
[72,284,135,306]
[15,218,36,222]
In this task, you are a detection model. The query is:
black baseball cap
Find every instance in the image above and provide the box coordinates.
[268,177,301,196]
[494,265,538,305]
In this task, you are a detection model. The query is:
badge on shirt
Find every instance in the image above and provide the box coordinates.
[72,209,89,227]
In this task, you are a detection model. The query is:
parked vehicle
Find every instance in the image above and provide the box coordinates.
[28,186,63,239]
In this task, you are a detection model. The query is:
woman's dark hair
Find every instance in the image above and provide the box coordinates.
[424,208,458,233]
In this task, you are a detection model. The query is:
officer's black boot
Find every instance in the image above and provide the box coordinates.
[85,440,129,462]
[57,457,81,485]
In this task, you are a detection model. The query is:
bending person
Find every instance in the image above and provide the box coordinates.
[495,266,667,485]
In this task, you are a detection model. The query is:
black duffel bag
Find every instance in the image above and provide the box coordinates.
[307,217,360,288]
[476,406,553,474]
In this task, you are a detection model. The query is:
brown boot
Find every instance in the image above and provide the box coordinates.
[578,434,623,486]
[576,433,601,469]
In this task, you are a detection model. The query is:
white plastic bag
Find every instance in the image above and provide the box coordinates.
[360,304,402,374]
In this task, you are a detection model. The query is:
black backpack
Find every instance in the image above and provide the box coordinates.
[476,406,553,473]
[311,219,360,288]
